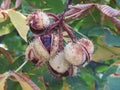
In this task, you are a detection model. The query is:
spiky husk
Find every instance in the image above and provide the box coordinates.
[79,38,94,54]
[27,11,50,33]
[25,38,50,65]
[64,42,86,66]
[49,52,69,73]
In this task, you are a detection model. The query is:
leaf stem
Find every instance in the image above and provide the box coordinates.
[68,26,88,39]
[74,30,88,39]
[89,11,97,23]
[15,60,28,72]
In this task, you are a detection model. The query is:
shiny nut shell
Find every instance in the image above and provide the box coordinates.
[64,42,86,66]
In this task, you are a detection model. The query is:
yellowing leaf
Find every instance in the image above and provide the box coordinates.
[62,80,70,90]
[8,10,29,42]
[0,72,9,90]
[0,13,7,23]
[93,39,120,62]
[0,24,11,36]
[11,71,41,90]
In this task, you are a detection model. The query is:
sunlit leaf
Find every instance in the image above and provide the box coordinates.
[8,10,29,42]
[0,23,13,36]
[62,78,70,90]
[93,39,120,62]
[0,72,9,90]
[0,11,8,23]
[0,16,15,34]
[96,65,109,73]
[11,71,41,90]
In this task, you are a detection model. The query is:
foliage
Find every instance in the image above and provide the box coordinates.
[0,0,120,90]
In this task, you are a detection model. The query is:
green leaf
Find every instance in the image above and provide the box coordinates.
[103,66,118,79]
[87,25,106,37]
[0,19,14,36]
[76,24,105,38]
[8,10,29,42]
[74,20,84,30]
[21,0,34,13]
[7,79,22,90]
[45,0,65,13]
[78,68,95,90]
[96,66,109,73]
[43,72,63,90]
[93,39,120,62]
[66,76,89,90]
[2,31,26,53]
[116,0,120,8]
[79,23,120,46]
[102,29,120,46]
[0,23,13,36]
[0,58,9,73]
[79,8,101,29]
[62,79,70,90]
[107,74,120,90]
[61,0,67,4]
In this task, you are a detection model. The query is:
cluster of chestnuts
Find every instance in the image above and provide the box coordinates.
[25,11,94,78]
